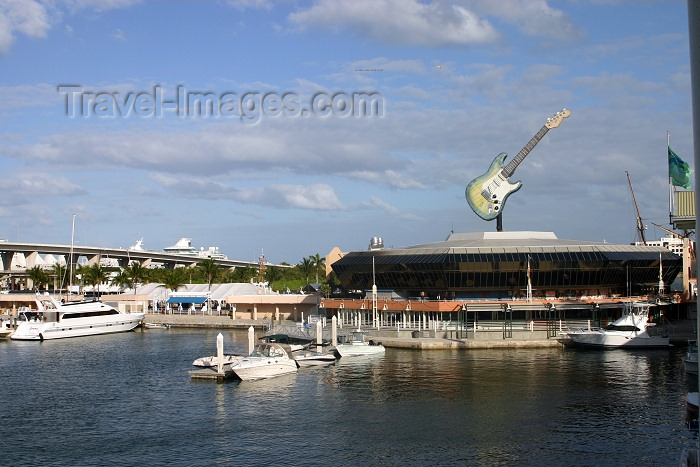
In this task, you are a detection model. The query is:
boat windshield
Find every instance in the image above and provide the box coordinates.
[17,311,42,322]
[251,344,288,358]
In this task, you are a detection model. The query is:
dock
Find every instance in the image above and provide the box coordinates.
[188,367,238,382]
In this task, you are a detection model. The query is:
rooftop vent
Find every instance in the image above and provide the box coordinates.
[368,237,384,250]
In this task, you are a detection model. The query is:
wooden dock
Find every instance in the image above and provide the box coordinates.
[188,367,238,382]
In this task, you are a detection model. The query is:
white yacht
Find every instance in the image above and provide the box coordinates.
[10,295,145,341]
[562,302,670,349]
[334,332,386,357]
[228,342,298,381]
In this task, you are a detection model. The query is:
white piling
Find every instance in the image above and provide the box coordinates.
[248,326,255,355]
[332,315,337,347]
[216,333,224,375]
[316,319,322,353]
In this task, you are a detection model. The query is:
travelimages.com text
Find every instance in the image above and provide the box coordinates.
[58,85,384,124]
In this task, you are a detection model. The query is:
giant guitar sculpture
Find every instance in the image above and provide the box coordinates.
[466,109,570,221]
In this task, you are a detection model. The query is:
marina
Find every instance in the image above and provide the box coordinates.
[2,327,697,466]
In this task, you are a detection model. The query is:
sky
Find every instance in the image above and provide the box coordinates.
[0,0,694,265]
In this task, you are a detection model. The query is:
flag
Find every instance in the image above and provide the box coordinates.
[668,146,693,189]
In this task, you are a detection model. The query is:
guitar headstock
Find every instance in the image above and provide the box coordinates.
[545,109,571,129]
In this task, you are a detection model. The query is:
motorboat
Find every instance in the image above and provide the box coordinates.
[561,302,670,349]
[683,340,698,374]
[687,392,699,414]
[192,354,243,368]
[228,342,298,381]
[10,294,145,341]
[334,332,385,357]
[293,346,337,367]
[143,322,170,330]
[259,333,315,352]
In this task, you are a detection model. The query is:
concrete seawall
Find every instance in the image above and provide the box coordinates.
[141,314,697,350]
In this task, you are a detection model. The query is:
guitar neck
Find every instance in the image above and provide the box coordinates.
[502,124,550,177]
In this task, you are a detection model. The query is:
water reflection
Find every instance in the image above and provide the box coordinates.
[1,330,694,466]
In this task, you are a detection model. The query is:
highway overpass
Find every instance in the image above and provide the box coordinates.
[0,241,263,271]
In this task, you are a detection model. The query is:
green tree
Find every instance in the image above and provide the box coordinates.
[298,257,314,286]
[264,265,282,289]
[26,266,49,292]
[162,268,186,292]
[231,266,256,283]
[79,263,111,297]
[310,253,325,284]
[197,258,220,313]
[113,261,148,293]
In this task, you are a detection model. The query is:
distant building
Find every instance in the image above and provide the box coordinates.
[634,236,692,257]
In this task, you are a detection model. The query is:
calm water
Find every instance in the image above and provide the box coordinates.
[1,328,696,466]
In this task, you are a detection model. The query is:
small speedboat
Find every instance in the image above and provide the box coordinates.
[294,349,337,367]
[229,342,298,381]
[144,322,170,330]
[683,340,698,374]
[334,332,385,357]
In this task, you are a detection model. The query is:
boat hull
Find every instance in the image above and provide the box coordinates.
[294,352,336,367]
[335,343,385,357]
[231,359,298,380]
[683,356,698,374]
[563,331,670,349]
[229,342,299,380]
[11,313,145,340]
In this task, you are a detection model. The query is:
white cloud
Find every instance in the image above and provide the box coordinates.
[0,0,50,54]
[289,0,499,47]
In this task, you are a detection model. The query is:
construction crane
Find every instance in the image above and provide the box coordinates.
[626,171,647,245]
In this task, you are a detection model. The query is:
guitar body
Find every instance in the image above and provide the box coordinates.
[465,152,522,221]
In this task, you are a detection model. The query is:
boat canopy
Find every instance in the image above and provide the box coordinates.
[166,296,207,304]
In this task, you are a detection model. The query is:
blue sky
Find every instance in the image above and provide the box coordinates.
[0,0,693,265]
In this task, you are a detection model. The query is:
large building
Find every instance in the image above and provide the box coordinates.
[331,231,683,301]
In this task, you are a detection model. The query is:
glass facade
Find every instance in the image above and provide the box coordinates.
[332,247,682,300]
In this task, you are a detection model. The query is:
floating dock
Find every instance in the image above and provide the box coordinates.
[188,367,238,382]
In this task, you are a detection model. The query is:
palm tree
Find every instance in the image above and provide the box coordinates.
[26,266,49,292]
[113,261,148,293]
[264,265,282,289]
[298,257,315,286]
[197,258,220,314]
[231,266,256,283]
[162,268,186,292]
[310,253,325,284]
[84,263,111,297]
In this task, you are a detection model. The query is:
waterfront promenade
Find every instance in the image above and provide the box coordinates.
[141,313,698,349]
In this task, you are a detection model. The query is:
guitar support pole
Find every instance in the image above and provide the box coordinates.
[496,213,503,232]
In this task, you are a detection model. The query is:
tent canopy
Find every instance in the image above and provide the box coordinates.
[166,296,207,304]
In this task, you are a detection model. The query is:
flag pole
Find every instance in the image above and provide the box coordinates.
[668,131,673,225]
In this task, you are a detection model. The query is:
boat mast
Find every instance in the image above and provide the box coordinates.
[626,171,647,245]
[68,214,75,301]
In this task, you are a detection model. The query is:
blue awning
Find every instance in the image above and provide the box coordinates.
[167,297,207,304]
